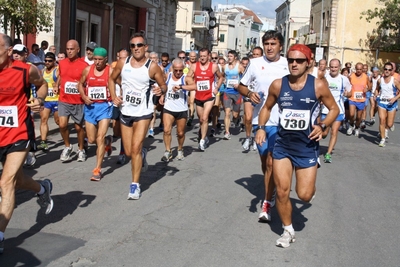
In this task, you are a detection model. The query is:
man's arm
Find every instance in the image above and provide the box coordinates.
[389,79,400,104]
[150,63,167,96]
[27,65,48,112]
[78,66,92,105]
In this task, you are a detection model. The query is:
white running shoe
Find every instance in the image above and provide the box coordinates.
[379,139,386,147]
[258,201,271,222]
[390,125,395,131]
[77,149,87,162]
[354,129,360,137]
[127,183,141,200]
[199,139,206,151]
[24,152,36,167]
[252,140,257,151]
[60,145,73,161]
[224,132,231,140]
[276,230,295,248]
[346,125,354,135]
[177,149,184,160]
[242,137,251,151]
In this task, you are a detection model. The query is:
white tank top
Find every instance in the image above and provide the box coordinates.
[379,76,396,101]
[371,75,380,94]
[164,73,188,112]
[120,57,155,116]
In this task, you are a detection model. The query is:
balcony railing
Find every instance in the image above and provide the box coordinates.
[305,32,328,46]
[192,11,209,30]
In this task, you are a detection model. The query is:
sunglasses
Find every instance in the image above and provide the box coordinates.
[130,43,145,48]
[179,57,186,59]
[384,68,393,71]
[212,57,218,59]
[161,60,169,62]
[174,69,183,72]
[287,58,308,64]
[44,59,54,62]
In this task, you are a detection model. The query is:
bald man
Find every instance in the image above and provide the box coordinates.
[55,40,89,162]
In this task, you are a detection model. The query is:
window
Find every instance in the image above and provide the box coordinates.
[114,25,122,57]
[76,20,84,51]
[90,23,98,43]
[220,34,225,43]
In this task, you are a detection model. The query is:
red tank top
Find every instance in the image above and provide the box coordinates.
[59,57,88,104]
[0,61,35,147]
[194,61,215,101]
[85,65,111,102]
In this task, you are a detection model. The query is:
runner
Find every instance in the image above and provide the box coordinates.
[186,48,224,151]
[38,52,59,151]
[369,67,380,125]
[78,47,113,181]
[322,59,351,163]
[255,44,339,248]
[161,58,193,161]
[55,40,89,162]
[238,30,289,222]
[375,62,400,147]
[0,33,54,254]
[109,32,167,200]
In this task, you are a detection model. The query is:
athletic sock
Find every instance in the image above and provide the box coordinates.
[283,224,295,235]
[38,185,45,195]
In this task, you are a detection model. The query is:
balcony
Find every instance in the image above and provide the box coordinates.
[305,32,329,46]
[192,11,209,30]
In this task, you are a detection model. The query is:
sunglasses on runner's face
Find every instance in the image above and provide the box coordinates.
[44,60,54,62]
[287,58,308,64]
[212,57,218,59]
[384,68,393,71]
[130,43,145,48]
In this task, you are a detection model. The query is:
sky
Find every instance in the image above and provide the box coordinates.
[212,0,284,18]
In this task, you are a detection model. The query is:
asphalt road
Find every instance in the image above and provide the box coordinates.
[1,111,400,267]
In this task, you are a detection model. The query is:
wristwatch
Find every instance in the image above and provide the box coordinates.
[255,125,266,131]
[318,123,326,131]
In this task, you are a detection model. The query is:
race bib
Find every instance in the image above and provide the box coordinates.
[65,81,79,94]
[167,91,180,100]
[280,109,310,131]
[0,106,18,128]
[226,79,238,88]
[88,86,107,100]
[197,80,210,91]
[380,97,390,105]
[354,92,364,100]
[47,87,54,97]
[124,89,143,106]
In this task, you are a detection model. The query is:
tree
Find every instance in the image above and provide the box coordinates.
[0,0,54,39]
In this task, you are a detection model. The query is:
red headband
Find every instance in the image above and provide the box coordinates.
[287,44,312,63]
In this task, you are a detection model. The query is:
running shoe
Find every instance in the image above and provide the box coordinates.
[224,132,231,140]
[252,140,257,151]
[354,129,360,137]
[127,183,141,200]
[148,128,154,138]
[37,179,54,214]
[117,154,126,165]
[90,168,102,181]
[161,150,172,162]
[209,128,216,137]
[369,118,375,126]
[186,118,193,127]
[379,139,386,147]
[60,145,73,162]
[390,125,395,131]
[258,201,271,222]
[242,137,251,151]
[276,230,295,248]
[38,140,49,151]
[77,149,87,162]
[141,148,148,172]
[324,153,332,163]
[199,139,206,151]
[177,149,184,160]
[105,135,113,157]
[346,125,354,135]
[24,152,36,167]
[360,120,366,129]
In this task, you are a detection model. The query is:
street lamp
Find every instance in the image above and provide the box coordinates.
[283,0,295,56]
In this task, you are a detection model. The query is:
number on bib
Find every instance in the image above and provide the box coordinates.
[88,86,107,100]
[47,88,54,97]
[124,90,143,106]
[167,92,180,100]
[0,106,18,128]
[354,92,364,100]
[226,79,238,88]
[65,82,79,94]
[280,109,310,131]
[197,80,210,91]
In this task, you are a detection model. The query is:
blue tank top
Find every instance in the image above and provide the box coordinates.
[224,63,240,94]
[274,74,320,156]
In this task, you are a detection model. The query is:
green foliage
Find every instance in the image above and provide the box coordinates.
[0,0,54,37]
[360,0,400,51]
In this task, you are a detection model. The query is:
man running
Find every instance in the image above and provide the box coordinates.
[238,30,289,222]
[346,62,371,137]
[78,47,113,181]
[255,44,339,248]
[109,32,167,200]
[186,48,224,151]
[55,40,89,162]
[0,33,54,254]
[161,58,193,161]
[369,67,380,125]
[322,59,351,163]
[375,62,400,147]
[38,52,59,151]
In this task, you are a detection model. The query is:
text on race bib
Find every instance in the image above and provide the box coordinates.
[280,109,310,131]
[226,79,239,88]
[65,82,79,94]
[88,86,107,100]
[0,106,18,128]
[380,97,390,104]
[354,92,364,100]
[47,87,54,97]
[124,89,143,106]
[197,80,210,91]
[167,92,180,100]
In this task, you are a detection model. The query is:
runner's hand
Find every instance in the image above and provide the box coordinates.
[254,128,266,145]
[309,124,323,141]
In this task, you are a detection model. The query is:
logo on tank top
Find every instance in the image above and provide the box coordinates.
[300,98,315,103]
[281,91,293,101]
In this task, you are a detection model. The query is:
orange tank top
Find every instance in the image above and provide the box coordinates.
[349,73,368,102]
